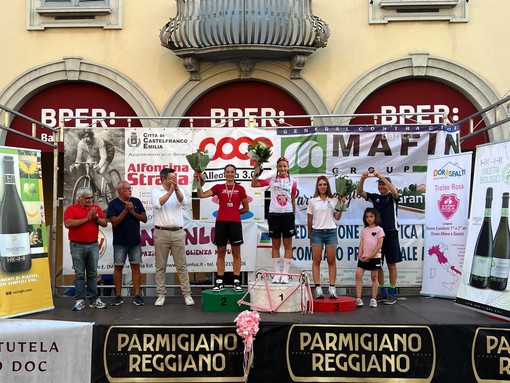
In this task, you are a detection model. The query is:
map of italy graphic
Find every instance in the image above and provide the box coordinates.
[428,244,462,290]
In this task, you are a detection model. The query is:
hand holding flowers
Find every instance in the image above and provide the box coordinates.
[185,149,213,190]
[246,140,272,177]
[335,175,356,211]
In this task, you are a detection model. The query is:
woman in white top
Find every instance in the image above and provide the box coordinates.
[307,176,345,299]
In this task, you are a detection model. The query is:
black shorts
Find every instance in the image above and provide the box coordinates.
[357,257,383,271]
[381,230,402,264]
[268,213,296,238]
[213,221,243,247]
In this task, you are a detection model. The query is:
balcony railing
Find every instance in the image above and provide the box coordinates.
[160,0,329,80]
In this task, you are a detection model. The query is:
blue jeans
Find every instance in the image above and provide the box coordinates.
[70,241,99,301]
[113,244,142,265]
[310,228,338,247]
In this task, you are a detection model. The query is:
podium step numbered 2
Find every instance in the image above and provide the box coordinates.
[202,288,250,312]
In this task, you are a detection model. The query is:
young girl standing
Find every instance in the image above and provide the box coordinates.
[356,207,385,308]
[251,157,297,284]
[307,176,345,299]
[197,164,249,292]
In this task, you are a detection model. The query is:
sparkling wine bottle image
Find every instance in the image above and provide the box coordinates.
[469,187,493,288]
[0,155,31,273]
[488,192,510,291]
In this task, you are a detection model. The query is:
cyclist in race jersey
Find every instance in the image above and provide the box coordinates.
[70,129,116,196]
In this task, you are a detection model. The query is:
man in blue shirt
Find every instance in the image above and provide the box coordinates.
[107,181,147,306]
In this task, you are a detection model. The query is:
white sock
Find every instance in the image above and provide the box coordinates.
[273,258,281,273]
[283,259,291,273]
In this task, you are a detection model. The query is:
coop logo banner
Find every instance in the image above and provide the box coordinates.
[287,324,435,382]
[102,325,245,382]
[473,328,510,382]
[279,135,327,174]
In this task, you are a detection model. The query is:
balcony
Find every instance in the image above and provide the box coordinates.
[160,0,330,80]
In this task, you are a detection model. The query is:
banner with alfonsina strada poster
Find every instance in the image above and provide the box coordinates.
[0,146,53,318]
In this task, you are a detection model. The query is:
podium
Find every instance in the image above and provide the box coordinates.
[238,271,313,313]
[312,295,357,312]
[201,288,250,312]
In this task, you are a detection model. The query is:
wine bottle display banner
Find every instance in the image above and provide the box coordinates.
[0,148,52,319]
[0,155,32,273]
[488,192,510,291]
[469,187,493,289]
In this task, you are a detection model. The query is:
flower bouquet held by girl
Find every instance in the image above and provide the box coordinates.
[335,174,356,211]
[186,149,212,190]
[246,139,272,177]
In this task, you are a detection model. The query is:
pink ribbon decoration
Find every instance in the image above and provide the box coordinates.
[234,310,260,381]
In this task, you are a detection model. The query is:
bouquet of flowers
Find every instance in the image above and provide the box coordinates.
[234,310,260,382]
[185,149,212,189]
[335,175,356,211]
[246,140,272,176]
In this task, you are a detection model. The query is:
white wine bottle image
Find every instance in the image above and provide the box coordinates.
[0,156,31,273]
[488,192,510,291]
[469,187,493,288]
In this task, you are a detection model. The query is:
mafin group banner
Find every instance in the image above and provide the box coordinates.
[457,140,510,319]
[271,124,459,286]
[62,125,460,287]
[0,146,53,318]
[421,152,472,298]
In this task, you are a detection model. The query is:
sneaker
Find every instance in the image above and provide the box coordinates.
[233,279,243,292]
[370,298,377,308]
[133,295,144,306]
[184,294,195,306]
[356,298,364,307]
[272,274,281,284]
[72,299,85,311]
[111,296,123,306]
[328,286,337,299]
[212,279,225,292]
[313,286,324,299]
[376,293,387,302]
[89,298,107,309]
[383,295,397,305]
[155,296,165,306]
[280,275,289,284]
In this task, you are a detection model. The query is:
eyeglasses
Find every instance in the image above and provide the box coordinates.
[81,196,94,201]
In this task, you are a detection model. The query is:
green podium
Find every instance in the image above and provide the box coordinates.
[201,289,250,312]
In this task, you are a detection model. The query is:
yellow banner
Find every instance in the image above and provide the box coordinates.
[0,147,53,318]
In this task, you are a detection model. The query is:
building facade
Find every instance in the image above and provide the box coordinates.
[1,0,509,287]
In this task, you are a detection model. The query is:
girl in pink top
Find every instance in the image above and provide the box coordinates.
[356,208,385,308]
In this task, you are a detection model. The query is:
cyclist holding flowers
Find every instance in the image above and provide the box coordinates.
[251,154,297,284]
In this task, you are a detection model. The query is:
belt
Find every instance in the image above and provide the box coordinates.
[71,241,97,245]
[155,225,182,231]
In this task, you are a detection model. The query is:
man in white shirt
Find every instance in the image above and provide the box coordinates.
[151,168,194,306]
